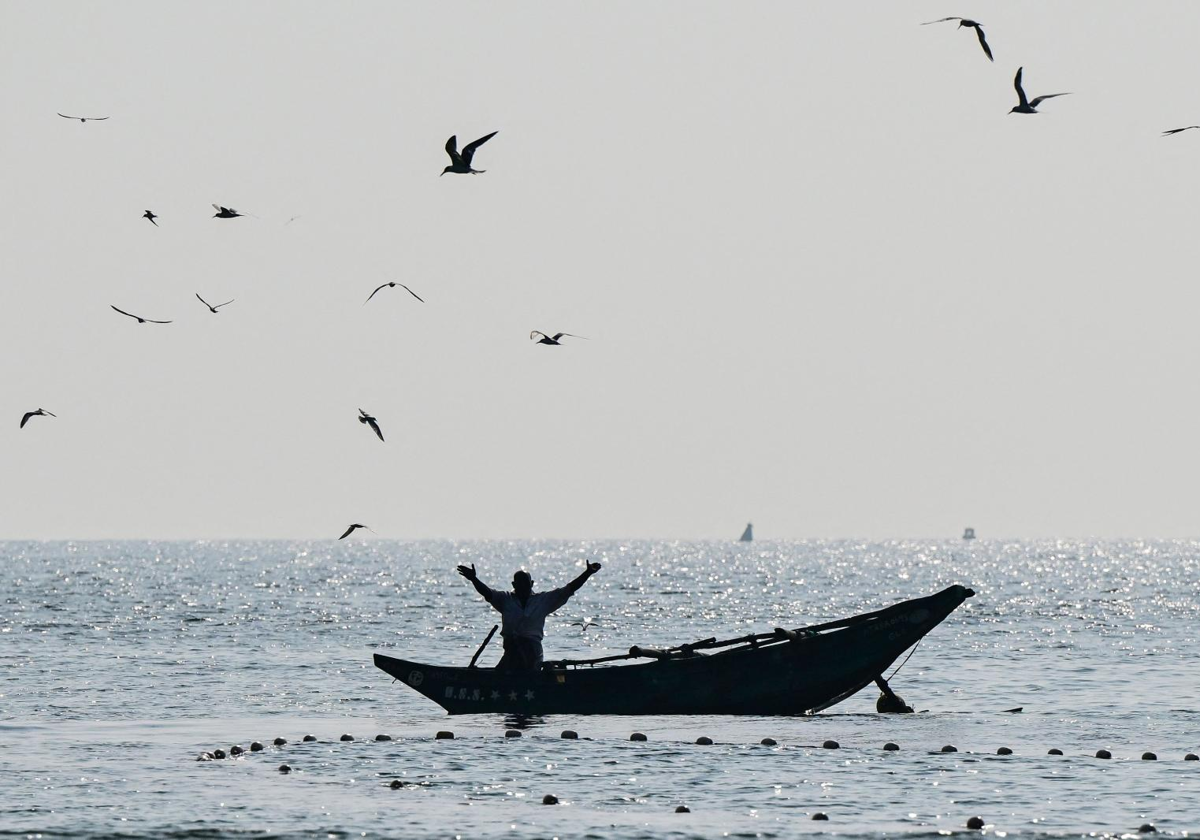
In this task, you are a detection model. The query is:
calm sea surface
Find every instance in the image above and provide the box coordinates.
[2,539,1198,839]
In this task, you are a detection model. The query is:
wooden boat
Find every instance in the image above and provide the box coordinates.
[374,584,974,715]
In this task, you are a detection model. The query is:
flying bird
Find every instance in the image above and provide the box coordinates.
[195,293,234,313]
[212,204,244,218]
[143,210,158,227]
[1163,126,1200,136]
[358,408,384,441]
[1010,67,1070,114]
[58,113,108,122]
[111,305,171,324]
[364,282,424,305]
[530,331,586,345]
[20,408,56,429]
[570,618,604,633]
[921,17,993,62]
[338,523,371,540]
[442,131,498,175]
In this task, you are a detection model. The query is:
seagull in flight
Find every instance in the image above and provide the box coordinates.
[58,113,108,122]
[364,282,424,305]
[1163,126,1200,136]
[143,210,158,227]
[196,293,234,313]
[1010,67,1070,114]
[358,408,384,441]
[338,523,372,540]
[921,17,993,62]
[530,331,586,346]
[111,305,171,324]
[20,408,56,429]
[442,131,498,175]
[570,618,603,633]
[212,204,244,219]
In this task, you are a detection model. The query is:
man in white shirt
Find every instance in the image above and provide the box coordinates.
[457,561,602,672]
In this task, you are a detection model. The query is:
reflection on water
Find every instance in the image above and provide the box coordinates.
[2,538,1199,838]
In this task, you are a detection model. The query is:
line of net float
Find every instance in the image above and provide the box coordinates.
[197,732,1200,761]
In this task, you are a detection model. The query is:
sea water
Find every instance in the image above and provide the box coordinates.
[2,539,1198,838]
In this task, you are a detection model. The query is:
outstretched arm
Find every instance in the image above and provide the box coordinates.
[457,563,495,602]
[566,560,602,594]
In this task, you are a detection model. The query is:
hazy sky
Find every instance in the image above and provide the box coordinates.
[5,2,1200,540]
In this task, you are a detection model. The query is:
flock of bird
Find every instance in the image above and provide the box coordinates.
[30,16,1197,539]
[25,120,589,540]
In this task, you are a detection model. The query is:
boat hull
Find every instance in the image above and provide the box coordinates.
[374,584,973,715]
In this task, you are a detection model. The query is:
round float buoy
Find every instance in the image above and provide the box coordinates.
[250,741,264,752]
[505,730,521,738]
[560,730,578,739]
[812,812,829,821]
[1048,748,1063,755]
[389,779,404,789]
[941,745,958,753]
[213,748,226,759]
[230,745,244,756]
[542,794,558,805]
[1185,753,1198,761]
[278,763,291,773]
[1139,824,1157,833]
[302,735,316,742]
[761,737,777,746]
[822,740,839,750]
[966,816,985,830]
[375,734,392,742]
[197,751,214,761]
[273,737,287,746]
[1142,752,1157,760]
[997,747,1013,756]
[630,732,647,741]
[696,736,713,745]
[675,805,690,813]
[340,734,354,742]
[883,742,899,752]
[435,731,454,740]
[1096,749,1111,759]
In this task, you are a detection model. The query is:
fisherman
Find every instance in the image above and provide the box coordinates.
[456,561,602,672]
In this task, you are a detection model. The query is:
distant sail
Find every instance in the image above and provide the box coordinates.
[739,522,753,542]
[962,527,976,540]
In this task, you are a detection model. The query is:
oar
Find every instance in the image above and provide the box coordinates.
[468,625,499,668]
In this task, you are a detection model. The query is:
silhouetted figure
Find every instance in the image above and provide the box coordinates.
[212,204,244,218]
[365,282,424,305]
[195,293,234,313]
[58,113,108,122]
[338,523,370,540]
[921,17,993,62]
[358,408,384,441]
[143,210,158,227]
[20,408,56,429]
[1163,126,1200,136]
[111,305,171,324]
[457,561,602,672]
[442,131,498,175]
[1009,67,1070,114]
[530,331,586,345]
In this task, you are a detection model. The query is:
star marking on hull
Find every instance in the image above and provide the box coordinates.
[525,690,535,700]
[508,691,518,701]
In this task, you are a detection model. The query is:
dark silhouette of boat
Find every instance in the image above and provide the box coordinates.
[962,527,976,540]
[374,584,974,715]
[739,522,753,542]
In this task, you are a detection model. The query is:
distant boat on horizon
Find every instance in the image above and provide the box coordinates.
[962,527,976,540]
[739,522,753,542]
